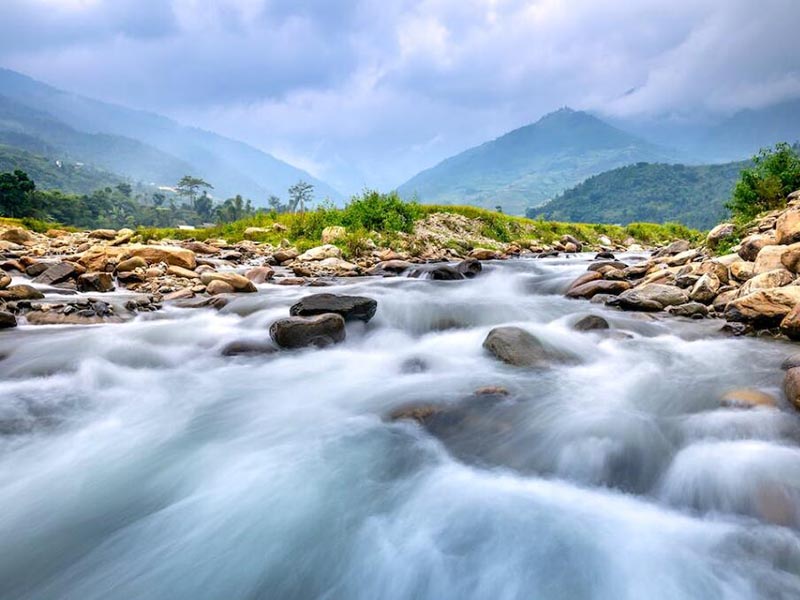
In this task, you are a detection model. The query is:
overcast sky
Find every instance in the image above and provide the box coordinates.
[1,0,799,194]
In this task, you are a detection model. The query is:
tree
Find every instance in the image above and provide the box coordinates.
[175,175,213,209]
[727,143,800,221]
[0,170,36,217]
[194,190,214,220]
[288,180,314,213]
[116,182,133,198]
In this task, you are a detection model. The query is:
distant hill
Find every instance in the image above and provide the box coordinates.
[533,160,748,230]
[0,68,342,205]
[397,108,676,215]
[0,144,125,194]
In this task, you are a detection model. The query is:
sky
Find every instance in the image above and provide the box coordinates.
[0,0,799,195]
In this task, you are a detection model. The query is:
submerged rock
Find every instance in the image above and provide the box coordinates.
[289,293,378,323]
[482,326,574,367]
[720,388,778,409]
[572,314,610,331]
[269,314,346,349]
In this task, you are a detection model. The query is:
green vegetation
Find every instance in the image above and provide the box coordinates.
[534,160,748,230]
[397,108,673,215]
[726,143,800,222]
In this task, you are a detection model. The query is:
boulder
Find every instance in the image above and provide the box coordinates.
[0,311,17,328]
[220,340,278,357]
[206,280,235,295]
[31,262,78,286]
[725,287,800,324]
[0,284,44,301]
[666,249,700,267]
[720,389,777,409]
[706,223,736,248]
[291,257,360,277]
[482,326,574,367]
[614,284,689,312]
[779,241,800,273]
[181,240,221,255]
[456,258,482,278]
[588,260,627,272]
[712,289,738,313]
[126,245,197,270]
[780,305,800,340]
[272,248,299,263]
[781,354,800,370]
[560,235,582,252]
[0,273,10,290]
[25,263,49,278]
[88,229,117,240]
[245,266,274,283]
[738,269,793,296]
[405,264,464,280]
[367,260,413,277]
[321,226,347,244]
[572,315,610,331]
[695,260,729,284]
[729,261,755,282]
[469,248,500,260]
[296,244,342,261]
[666,302,709,318]
[689,273,720,304]
[565,279,631,299]
[784,367,800,410]
[167,265,200,279]
[116,256,148,272]
[738,234,776,262]
[0,228,35,245]
[290,293,378,322]
[76,272,114,293]
[661,239,691,256]
[200,272,257,292]
[269,314,346,349]
[775,208,800,244]
[753,245,786,274]
[567,271,601,291]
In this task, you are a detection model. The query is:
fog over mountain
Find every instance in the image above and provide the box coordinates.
[0,0,798,196]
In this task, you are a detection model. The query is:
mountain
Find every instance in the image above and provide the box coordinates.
[396,108,676,215]
[0,144,126,194]
[533,160,748,230]
[0,68,341,205]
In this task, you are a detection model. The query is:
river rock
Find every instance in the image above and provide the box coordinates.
[0,228,35,245]
[0,311,17,328]
[781,354,800,370]
[779,242,800,273]
[167,265,200,279]
[220,340,278,357]
[566,279,631,299]
[752,245,787,275]
[784,367,800,410]
[272,248,299,263]
[482,326,573,367]
[706,223,736,248]
[468,248,500,260]
[660,239,691,256]
[0,284,44,301]
[689,273,720,304]
[405,264,464,280]
[88,229,117,240]
[567,271,601,290]
[292,257,359,277]
[666,302,709,318]
[297,244,342,261]
[321,226,347,244]
[573,315,610,331]
[775,208,800,244]
[33,262,79,286]
[116,256,148,272]
[614,284,689,312]
[77,272,114,292]
[290,293,378,322]
[25,262,49,278]
[245,266,274,283]
[0,273,10,290]
[720,389,778,409]
[725,287,800,324]
[738,269,793,296]
[738,234,776,262]
[456,258,482,278]
[588,261,627,272]
[200,272,257,292]
[729,261,755,282]
[126,245,197,270]
[712,289,738,313]
[367,260,413,277]
[269,314,346,349]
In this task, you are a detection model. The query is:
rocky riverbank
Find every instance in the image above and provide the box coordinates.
[563,189,800,408]
[0,212,644,329]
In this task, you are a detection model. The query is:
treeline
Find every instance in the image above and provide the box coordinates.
[0,170,318,230]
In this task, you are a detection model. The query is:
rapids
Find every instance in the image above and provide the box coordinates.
[2,254,800,599]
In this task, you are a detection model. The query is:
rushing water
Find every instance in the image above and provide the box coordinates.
[2,254,800,599]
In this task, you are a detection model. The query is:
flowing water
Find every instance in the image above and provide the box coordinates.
[2,254,800,599]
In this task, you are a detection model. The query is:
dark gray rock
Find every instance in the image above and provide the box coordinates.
[456,258,482,278]
[77,272,115,293]
[34,262,79,286]
[269,314,346,349]
[666,302,708,319]
[0,311,17,328]
[573,315,610,331]
[290,293,377,322]
[405,264,465,280]
[221,340,278,357]
[482,326,575,367]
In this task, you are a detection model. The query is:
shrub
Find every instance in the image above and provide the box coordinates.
[341,190,421,233]
[726,143,800,222]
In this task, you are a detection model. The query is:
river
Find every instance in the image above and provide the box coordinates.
[1,254,800,599]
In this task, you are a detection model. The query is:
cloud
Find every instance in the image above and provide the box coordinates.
[0,0,798,192]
